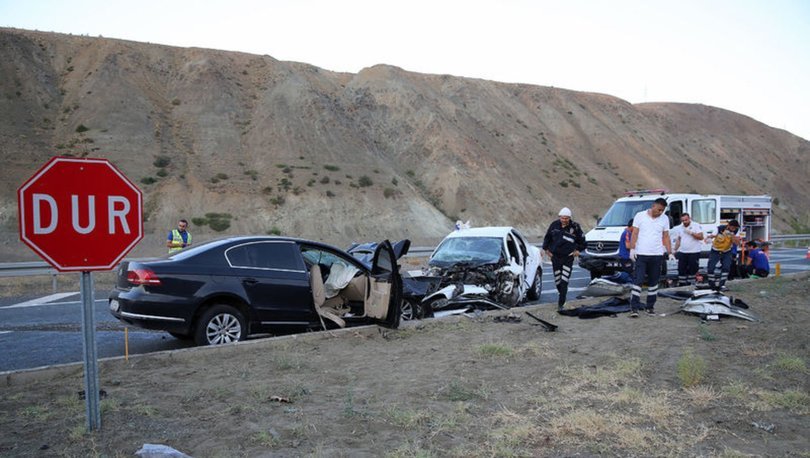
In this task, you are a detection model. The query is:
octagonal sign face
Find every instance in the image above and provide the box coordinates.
[18,157,143,272]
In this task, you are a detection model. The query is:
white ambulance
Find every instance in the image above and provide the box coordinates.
[579,189,772,278]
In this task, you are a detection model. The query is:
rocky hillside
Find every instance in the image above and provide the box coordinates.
[1,28,808,261]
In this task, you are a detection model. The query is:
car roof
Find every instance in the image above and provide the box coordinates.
[442,226,517,239]
[165,235,346,261]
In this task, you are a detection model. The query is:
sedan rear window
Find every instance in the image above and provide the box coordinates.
[226,242,304,271]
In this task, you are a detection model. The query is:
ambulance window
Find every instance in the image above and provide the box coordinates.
[691,199,717,224]
[668,201,682,221]
[667,201,683,228]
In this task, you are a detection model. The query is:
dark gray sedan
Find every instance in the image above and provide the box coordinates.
[110,236,402,345]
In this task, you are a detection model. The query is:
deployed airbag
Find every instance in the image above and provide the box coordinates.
[680,291,759,322]
[324,263,360,298]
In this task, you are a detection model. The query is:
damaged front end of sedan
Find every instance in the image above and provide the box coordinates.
[420,259,525,315]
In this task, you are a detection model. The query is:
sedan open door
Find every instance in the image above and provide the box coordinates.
[365,240,402,329]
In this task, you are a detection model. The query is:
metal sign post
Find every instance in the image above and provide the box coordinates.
[17,156,144,432]
[80,271,101,430]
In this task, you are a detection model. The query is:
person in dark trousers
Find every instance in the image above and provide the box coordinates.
[672,212,704,286]
[628,198,674,317]
[167,219,192,254]
[705,219,740,291]
[542,207,586,311]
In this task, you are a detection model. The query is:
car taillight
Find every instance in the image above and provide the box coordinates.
[127,268,162,286]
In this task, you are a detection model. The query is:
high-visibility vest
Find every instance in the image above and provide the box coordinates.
[712,231,733,252]
[169,229,191,253]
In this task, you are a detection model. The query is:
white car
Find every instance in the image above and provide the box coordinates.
[422,227,542,311]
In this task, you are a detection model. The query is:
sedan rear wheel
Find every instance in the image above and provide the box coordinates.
[195,305,246,346]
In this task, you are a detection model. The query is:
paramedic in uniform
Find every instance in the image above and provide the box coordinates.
[705,219,740,291]
[542,207,586,311]
[672,213,704,286]
[628,198,674,317]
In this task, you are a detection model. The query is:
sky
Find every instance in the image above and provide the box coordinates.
[2,0,809,140]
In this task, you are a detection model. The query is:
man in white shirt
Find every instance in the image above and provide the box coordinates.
[672,213,704,286]
[628,198,674,317]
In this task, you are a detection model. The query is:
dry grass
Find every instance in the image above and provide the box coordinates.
[683,385,721,407]
[476,342,514,358]
[761,389,810,414]
[772,353,807,373]
[677,350,707,387]
[528,356,688,455]
[558,356,644,392]
[740,343,775,358]
[516,340,554,358]
[384,405,432,429]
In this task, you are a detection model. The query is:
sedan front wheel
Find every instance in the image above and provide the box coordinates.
[195,304,246,346]
[400,299,424,321]
[527,270,542,301]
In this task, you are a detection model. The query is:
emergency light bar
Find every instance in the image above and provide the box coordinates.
[623,188,669,197]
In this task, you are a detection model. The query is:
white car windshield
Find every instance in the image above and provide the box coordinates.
[430,237,503,266]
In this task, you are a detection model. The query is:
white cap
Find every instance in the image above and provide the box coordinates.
[559,207,572,217]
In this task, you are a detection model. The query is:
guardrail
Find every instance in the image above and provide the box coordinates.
[768,234,810,242]
[1,235,807,283]
[404,246,434,257]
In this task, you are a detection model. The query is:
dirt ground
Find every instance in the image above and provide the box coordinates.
[1,273,809,457]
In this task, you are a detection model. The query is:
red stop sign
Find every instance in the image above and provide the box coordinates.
[17,157,144,272]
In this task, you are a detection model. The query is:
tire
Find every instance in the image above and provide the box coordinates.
[497,278,522,308]
[526,270,542,301]
[400,299,423,321]
[194,304,247,346]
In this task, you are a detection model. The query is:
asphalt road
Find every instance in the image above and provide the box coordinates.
[1,248,807,372]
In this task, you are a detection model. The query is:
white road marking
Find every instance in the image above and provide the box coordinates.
[0,331,12,335]
[2,292,78,309]
[45,299,108,306]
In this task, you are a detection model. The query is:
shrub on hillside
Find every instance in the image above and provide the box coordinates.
[153,156,171,168]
